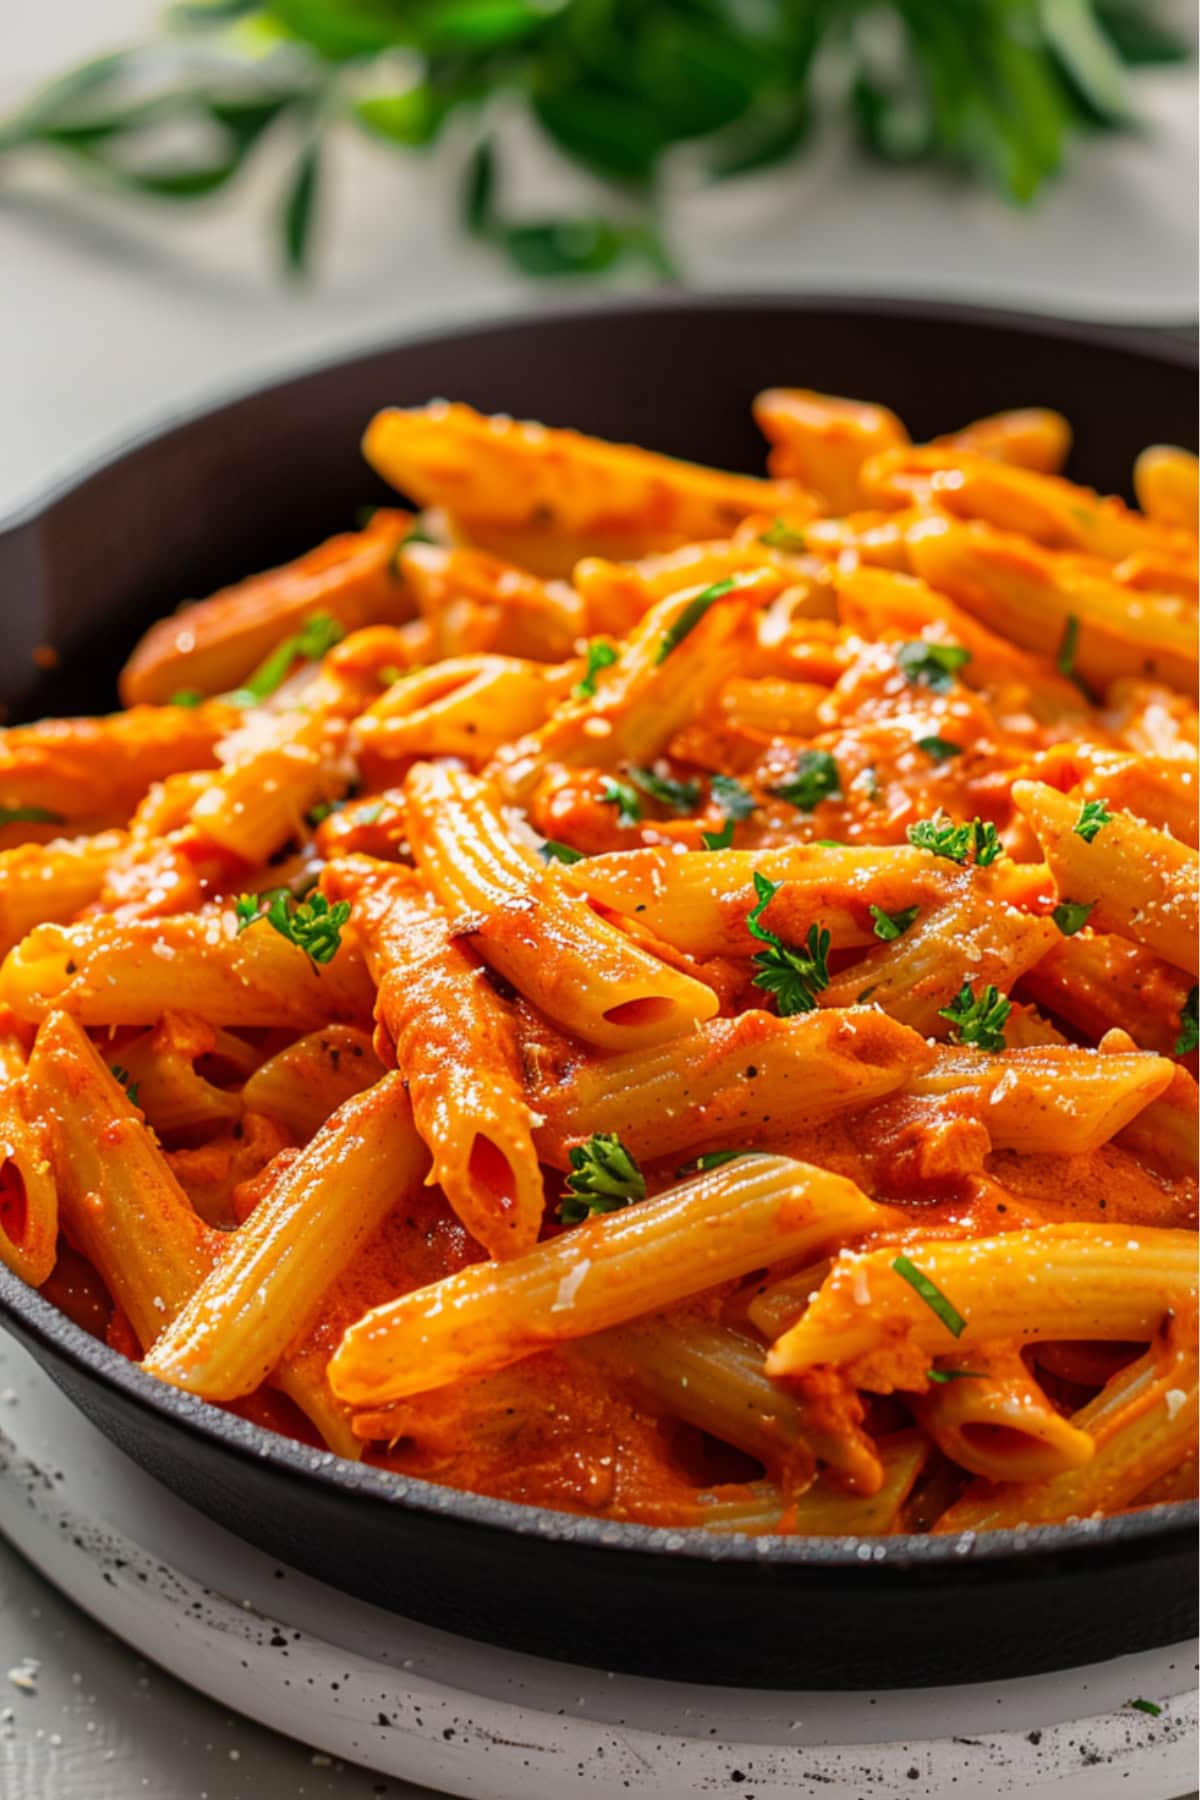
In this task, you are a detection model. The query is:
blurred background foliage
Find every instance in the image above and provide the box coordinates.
[0,0,1187,278]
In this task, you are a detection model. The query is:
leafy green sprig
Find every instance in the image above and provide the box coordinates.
[0,3,1183,277]
[559,1132,645,1223]
[746,871,831,1016]
[235,887,351,965]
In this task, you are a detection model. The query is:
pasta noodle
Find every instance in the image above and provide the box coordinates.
[1,383,1194,1536]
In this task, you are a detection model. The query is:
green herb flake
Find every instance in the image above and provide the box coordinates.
[1127,1698,1163,1718]
[938,980,1011,1051]
[1175,985,1198,1057]
[0,805,66,828]
[676,1148,750,1177]
[895,640,972,693]
[745,870,831,1017]
[168,688,204,708]
[869,903,919,942]
[234,888,351,966]
[655,577,738,664]
[110,1065,140,1108]
[710,775,756,821]
[907,811,1003,867]
[574,638,618,700]
[891,1253,966,1338]
[559,1132,645,1223]
[539,839,585,866]
[771,749,841,812]
[227,611,345,707]
[1052,899,1095,937]
[1056,613,1081,678]
[599,777,641,827]
[629,767,702,814]
[915,734,962,762]
[1074,797,1113,843]
[926,1367,987,1383]
[758,519,807,552]
[701,819,736,851]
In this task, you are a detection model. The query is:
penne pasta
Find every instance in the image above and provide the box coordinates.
[404,761,719,1050]
[144,1075,428,1400]
[767,1225,1197,1390]
[1013,778,1199,975]
[329,1155,884,1406]
[327,856,544,1258]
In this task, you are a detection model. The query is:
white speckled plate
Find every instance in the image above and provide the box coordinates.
[0,1336,1195,1800]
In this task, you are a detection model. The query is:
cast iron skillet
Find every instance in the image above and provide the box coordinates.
[0,297,1195,1689]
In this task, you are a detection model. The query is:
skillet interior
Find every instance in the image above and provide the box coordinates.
[0,296,1195,1687]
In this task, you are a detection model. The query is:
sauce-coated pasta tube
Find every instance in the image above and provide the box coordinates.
[405,762,718,1050]
[25,1012,214,1345]
[767,1225,1197,1390]
[560,842,946,956]
[753,388,909,513]
[493,570,777,799]
[909,1044,1173,1155]
[241,1025,385,1142]
[144,1075,428,1400]
[119,512,414,705]
[820,882,1057,1033]
[684,1434,928,1536]
[1013,779,1199,975]
[0,1029,57,1286]
[583,1313,882,1492]
[354,655,564,774]
[0,910,375,1030]
[934,1314,1198,1530]
[328,1154,885,1406]
[327,856,544,1258]
[533,1007,932,1166]
[913,1345,1095,1484]
[0,831,129,957]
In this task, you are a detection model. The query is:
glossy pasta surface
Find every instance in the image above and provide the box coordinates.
[3,393,1196,1537]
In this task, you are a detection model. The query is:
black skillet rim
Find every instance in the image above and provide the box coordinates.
[0,290,1195,1574]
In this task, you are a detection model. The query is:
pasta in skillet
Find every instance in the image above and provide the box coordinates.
[2,393,1196,1535]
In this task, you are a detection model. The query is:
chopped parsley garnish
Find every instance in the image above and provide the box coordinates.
[770,749,841,812]
[746,871,831,1016]
[539,839,585,865]
[701,818,736,850]
[1055,614,1099,703]
[599,777,641,827]
[354,802,385,826]
[0,805,65,828]
[227,612,345,707]
[629,767,702,813]
[891,1254,966,1338]
[907,811,1003,866]
[926,1367,987,1383]
[110,1065,140,1108]
[914,734,962,762]
[305,798,344,828]
[168,688,204,708]
[869,903,920,942]
[559,1132,646,1223]
[895,640,972,693]
[1052,899,1094,937]
[654,577,738,664]
[234,888,351,966]
[703,776,755,846]
[676,1148,751,1177]
[759,519,807,551]
[710,775,756,821]
[574,638,618,699]
[378,665,404,688]
[1074,797,1113,844]
[401,520,436,547]
[1127,1698,1162,1718]
[938,980,1011,1051]
[1175,986,1198,1057]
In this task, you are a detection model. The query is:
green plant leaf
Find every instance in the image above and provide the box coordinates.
[283,137,320,270]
